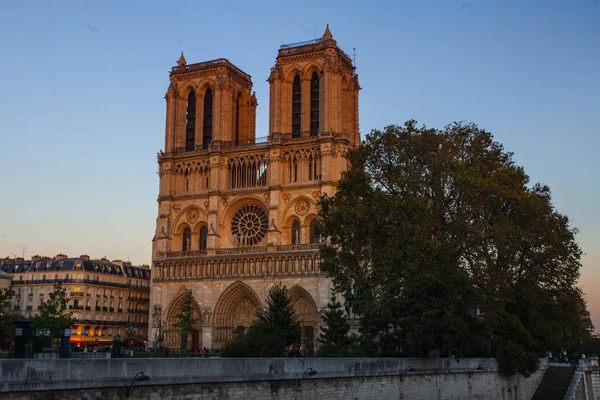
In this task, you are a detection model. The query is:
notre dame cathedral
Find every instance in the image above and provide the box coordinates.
[150,26,360,354]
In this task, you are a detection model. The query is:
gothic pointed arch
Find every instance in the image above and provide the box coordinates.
[163,288,203,349]
[310,72,320,136]
[213,281,262,347]
[199,225,208,250]
[203,87,213,147]
[291,219,301,245]
[183,87,197,152]
[292,74,302,137]
[281,195,316,225]
[287,284,319,355]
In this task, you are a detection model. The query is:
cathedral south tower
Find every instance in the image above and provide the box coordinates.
[151,26,360,352]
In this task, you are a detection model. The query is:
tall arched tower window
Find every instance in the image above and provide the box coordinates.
[310,72,319,136]
[203,88,213,148]
[291,220,301,245]
[186,91,196,151]
[183,227,191,251]
[235,93,241,145]
[292,75,301,138]
[199,226,208,250]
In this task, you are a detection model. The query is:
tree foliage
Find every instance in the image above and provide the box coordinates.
[0,287,20,349]
[318,121,593,375]
[317,295,355,357]
[174,290,198,349]
[31,283,74,336]
[222,284,301,357]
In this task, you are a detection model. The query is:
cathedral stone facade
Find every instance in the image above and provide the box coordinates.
[150,26,360,353]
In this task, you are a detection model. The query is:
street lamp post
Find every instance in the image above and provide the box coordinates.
[297,368,317,388]
[125,371,149,398]
[400,366,415,381]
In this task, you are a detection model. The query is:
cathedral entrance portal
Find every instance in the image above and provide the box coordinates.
[288,285,319,356]
[163,290,203,350]
[213,281,262,348]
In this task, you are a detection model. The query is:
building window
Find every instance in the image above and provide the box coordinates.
[186,91,196,151]
[292,75,301,137]
[200,226,208,250]
[231,204,268,247]
[288,156,299,183]
[235,93,241,145]
[183,227,192,251]
[310,220,319,244]
[310,72,319,135]
[203,88,213,148]
[291,220,301,245]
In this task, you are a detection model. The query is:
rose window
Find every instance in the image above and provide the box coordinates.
[231,204,268,246]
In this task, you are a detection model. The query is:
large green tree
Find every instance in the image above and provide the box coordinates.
[174,290,198,351]
[222,284,301,357]
[318,121,593,375]
[31,283,75,337]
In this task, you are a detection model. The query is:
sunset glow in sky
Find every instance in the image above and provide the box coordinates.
[0,0,598,331]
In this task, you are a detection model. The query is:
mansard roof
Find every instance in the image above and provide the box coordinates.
[0,257,150,279]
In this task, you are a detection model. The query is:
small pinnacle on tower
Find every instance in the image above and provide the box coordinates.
[177,52,187,67]
[322,24,333,41]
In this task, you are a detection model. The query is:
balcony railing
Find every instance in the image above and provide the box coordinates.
[70,292,84,297]
[164,243,320,259]
[10,278,149,290]
[170,58,251,82]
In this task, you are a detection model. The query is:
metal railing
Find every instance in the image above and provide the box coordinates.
[171,58,252,82]
[164,243,320,259]
[280,38,322,49]
[10,277,149,290]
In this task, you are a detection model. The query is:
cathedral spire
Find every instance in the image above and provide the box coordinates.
[177,52,187,67]
[322,24,333,41]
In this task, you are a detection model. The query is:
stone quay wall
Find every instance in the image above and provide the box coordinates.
[0,357,548,400]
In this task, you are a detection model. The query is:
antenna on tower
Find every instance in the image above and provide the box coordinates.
[353,48,357,68]
[17,246,27,259]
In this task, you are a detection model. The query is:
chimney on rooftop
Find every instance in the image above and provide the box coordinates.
[55,254,68,261]
[80,255,90,261]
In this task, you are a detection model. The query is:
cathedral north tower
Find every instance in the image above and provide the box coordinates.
[151,26,360,352]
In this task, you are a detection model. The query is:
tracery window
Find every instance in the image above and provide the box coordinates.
[288,156,298,183]
[231,204,268,246]
[292,75,301,137]
[203,88,213,147]
[282,149,320,184]
[200,226,208,250]
[228,154,268,189]
[291,220,301,245]
[183,227,191,251]
[307,154,320,181]
[310,72,319,135]
[185,91,196,151]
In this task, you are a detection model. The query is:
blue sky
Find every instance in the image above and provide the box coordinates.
[1,0,598,330]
